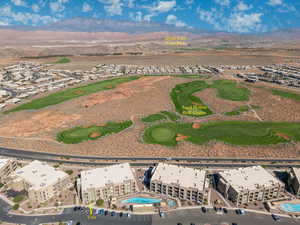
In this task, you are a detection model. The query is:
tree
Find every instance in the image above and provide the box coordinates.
[96,198,104,207]
[12,204,19,210]
[65,170,73,175]
[13,195,24,203]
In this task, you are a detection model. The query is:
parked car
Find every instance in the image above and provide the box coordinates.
[232,223,238,225]
[177,223,183,225]
[272,214,280,221]
[159,212,165,218]
[97,209,104,215]
[239,209,245,215]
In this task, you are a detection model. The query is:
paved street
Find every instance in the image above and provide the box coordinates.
[1,199,300,225]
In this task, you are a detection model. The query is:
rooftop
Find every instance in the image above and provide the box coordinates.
[80,163,135,191]
[219,166,283,192]
[292,167,300,183]
[0,158,10,170]
[13,160,68,190]
[151,163,207,191]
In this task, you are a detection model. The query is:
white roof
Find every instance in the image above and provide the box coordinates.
[80,163,135,191]
[151,163,207,191]
[292,167,300,183]
[0,158,10,170]
[13,160,68,191]
[219,166,283,192]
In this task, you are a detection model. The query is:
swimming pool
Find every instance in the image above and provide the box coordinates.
[280,203,300,212]
[122,197,161,204]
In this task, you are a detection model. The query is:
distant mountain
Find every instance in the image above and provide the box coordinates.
[0,17,203,34]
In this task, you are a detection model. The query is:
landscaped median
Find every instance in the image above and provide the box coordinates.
[4,76,140,114]
[143,121,300,147]
[57,120,133,144]
[170,79,250,117]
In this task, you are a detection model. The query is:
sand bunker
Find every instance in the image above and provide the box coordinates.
[192,123,201,129]
[89,132,101,138]
[0,111,81,137]
[83,76,170,108]
[176,134,189,141]
[276,133,291,141]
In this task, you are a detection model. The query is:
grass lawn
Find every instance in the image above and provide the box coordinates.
[57,120,133,144]
[141,113,167,122]
[48,57,71,64]
[271,89,300,102]
[143,121,300,146]
[4,76,140,113]
[225,105,260,116]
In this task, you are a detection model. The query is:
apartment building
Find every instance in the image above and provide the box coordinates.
[217,166,285,206]
[9,160,70,203]
[288,167,300,198]
[78,163,138,204]
[0,158,17,183]
[150,163,210,204]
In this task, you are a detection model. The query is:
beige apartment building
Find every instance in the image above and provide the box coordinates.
[288,167,300,198]
[78,163,138,205]
[9,160,70,204]
[150,163,210,204]
[217,166,285,206]
[0,158,17,183]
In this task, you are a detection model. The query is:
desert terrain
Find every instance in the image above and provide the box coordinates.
[1,73,300,159]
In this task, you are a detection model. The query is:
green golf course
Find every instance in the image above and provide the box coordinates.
[141,111,181,123]
[4,76,140,114]
[170,79,250,117]
[143,121,300,146]
[225,105,260,116]
[141,113,167,123]
[271,89,300,102]
[57,120,133,144]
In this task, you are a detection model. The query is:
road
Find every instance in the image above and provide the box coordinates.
[0,199,299,225]
[0,147,300,168]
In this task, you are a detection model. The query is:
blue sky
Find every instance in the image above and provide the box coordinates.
[0,0,299,33]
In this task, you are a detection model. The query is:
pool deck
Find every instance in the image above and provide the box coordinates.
[273,199,300,214]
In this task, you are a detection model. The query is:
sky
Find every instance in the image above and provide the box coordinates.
[0,0,299,33]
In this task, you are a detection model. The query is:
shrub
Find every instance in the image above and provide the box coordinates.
[13,195,24,203]
[96,199,104,207]
[65,170,73,175]
[12,204,19,210]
